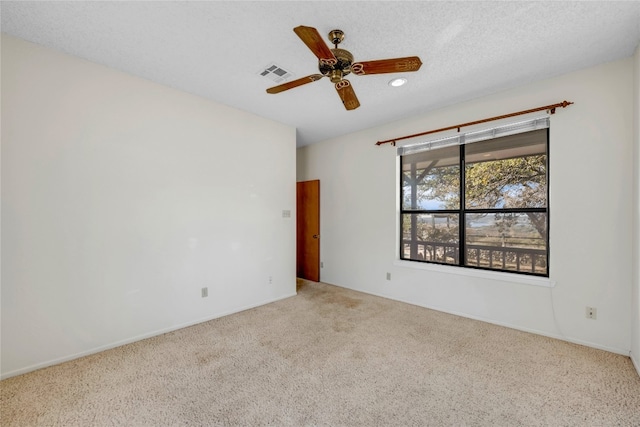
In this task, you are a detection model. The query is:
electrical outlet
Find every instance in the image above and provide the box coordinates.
[320,262,324,268]
[586,306,597,319]
[386,272,391,280]
[201,287,208,298]
[268,276,273,285]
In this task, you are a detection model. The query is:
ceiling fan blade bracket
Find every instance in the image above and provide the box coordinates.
[351,63,365,75]
[320,57,338,66]
[335,80,350,90]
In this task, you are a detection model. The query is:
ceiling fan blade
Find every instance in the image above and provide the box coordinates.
[335,79,360,111]
[266,74,324,94]
[293,26,337,65]
[351,56,422,75]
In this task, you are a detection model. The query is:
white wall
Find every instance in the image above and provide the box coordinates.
[1,35,297,378]
[632,44,640,375]
[298,57,635,355]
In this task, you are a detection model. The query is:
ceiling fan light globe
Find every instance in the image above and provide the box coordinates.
[330,69,343,83]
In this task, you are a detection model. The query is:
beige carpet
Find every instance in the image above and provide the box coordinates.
[2,279,639,426]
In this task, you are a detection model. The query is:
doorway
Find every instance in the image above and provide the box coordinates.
[297,180,320,282]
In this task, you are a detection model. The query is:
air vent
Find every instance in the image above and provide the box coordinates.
[259,63,293,83]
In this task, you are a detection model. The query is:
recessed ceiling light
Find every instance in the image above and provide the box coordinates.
[389,77,407,87]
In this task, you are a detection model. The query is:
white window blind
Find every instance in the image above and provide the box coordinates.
[397,116,550,156]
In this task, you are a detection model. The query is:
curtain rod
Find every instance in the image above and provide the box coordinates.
[375,100,573,146]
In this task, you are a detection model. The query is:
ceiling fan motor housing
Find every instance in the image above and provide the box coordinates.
[319,48,354,83]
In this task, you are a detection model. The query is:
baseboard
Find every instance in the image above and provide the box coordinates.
[1,292,297,380]
[332,283,631,357]
[631,352,640,378]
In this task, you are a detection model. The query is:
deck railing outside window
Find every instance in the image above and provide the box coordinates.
[402,240,547,275]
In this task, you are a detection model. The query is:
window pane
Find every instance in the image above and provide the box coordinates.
[465,130,547,209]
[402,145,460,210]
[465,213,547,275]
[402,213,459,264]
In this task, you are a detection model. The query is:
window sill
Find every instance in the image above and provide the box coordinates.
[393,259,556,288]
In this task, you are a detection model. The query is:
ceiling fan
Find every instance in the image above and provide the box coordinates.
[266,26,422,111]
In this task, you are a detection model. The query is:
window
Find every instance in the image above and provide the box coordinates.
[400,121,549,277]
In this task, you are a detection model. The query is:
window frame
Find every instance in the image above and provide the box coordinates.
[399,128,550,278]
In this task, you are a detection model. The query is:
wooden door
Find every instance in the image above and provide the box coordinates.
[297,180,320,281]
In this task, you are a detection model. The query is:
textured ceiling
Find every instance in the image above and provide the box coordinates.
[2,1,639,147]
